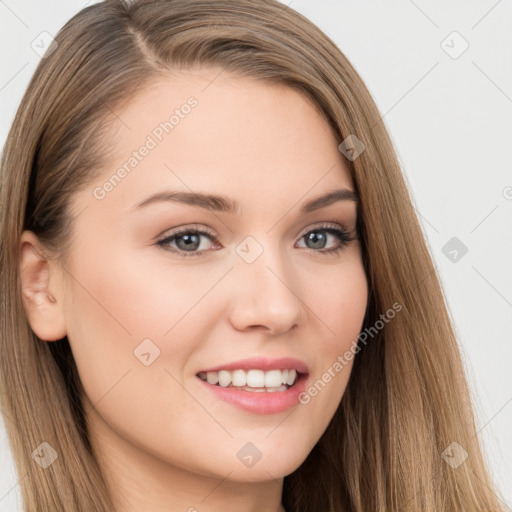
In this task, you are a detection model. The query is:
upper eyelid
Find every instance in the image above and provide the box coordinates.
[156,223,357,260]
[157,222,355,250]
[158,221,352,240]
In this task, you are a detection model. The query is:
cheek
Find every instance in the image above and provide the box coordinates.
[297,254,368,425]
[63,248,216,452]
[67,244,221,339]
[306,251,368,348]
[63,246,228,399]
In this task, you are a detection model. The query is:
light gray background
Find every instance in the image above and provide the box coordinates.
[1,1,511,510]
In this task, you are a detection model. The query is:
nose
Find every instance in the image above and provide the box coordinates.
[227,249,308,335]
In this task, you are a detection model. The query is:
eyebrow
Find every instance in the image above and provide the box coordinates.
[127,188,358,215]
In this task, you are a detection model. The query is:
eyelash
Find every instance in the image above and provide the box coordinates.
[156,223,357,259]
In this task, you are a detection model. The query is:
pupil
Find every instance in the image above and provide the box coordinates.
[175,231,328,252]
[307,232,326,249]
[177,233,200,251]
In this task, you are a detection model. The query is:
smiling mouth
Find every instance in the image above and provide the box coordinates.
[196,368,303,392]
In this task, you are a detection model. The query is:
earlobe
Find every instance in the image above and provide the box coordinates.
[18,230,67,342]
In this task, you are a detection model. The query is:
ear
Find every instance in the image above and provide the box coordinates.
[18,230,67,342]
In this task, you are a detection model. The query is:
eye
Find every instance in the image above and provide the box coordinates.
[296,223,357,255]
[156,222,357,258]
[156,225,220,257]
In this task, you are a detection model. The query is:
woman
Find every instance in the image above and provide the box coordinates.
[0,0,507,510]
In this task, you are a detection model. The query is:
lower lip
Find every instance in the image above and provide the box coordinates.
[196,373,309,415]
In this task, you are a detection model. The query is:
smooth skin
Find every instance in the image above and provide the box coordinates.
[19,68,368,512]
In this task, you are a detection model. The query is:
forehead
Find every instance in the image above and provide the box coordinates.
[79,68,354,217]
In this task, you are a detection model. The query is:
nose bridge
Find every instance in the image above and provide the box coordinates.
[228,235,307,333]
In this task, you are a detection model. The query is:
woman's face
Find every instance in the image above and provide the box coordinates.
[28,69,368,504]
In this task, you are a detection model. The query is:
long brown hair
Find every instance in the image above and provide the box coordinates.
[0,0,507,510]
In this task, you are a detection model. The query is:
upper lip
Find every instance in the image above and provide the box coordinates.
[197,357,309,375]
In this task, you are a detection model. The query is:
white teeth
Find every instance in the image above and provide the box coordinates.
[243,385,288,392]
[264,369,283,387]
[198,368,300,388]
[286,369,297,386]
[232,369,247,387]
[206,372,219,385]
[218,370,231,388]
[247,369,264,387]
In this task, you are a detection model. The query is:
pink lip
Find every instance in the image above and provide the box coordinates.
[196,372,309,415]
[197,356,309,374]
